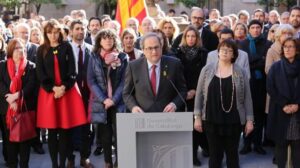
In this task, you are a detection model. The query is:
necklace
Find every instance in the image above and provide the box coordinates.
[219,64,235,113]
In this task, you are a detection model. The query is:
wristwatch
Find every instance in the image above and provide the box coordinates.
[194,114,200,120]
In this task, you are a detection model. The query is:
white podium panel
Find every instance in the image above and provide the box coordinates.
[117,112,193,168]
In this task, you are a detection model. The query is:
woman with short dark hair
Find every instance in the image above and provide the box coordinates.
[194,39,254,168]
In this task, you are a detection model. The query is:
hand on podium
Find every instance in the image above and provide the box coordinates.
[132,106,144,113]
[163,102,176,112]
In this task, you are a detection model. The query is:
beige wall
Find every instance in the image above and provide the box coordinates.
[223,0,264,16]
[35,0,96,19]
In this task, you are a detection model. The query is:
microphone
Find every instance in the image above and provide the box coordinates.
[165,74,188,112]
[123,80,137,113]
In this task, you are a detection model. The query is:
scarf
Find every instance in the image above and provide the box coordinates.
[282,57,300,99]
[6,57,27,127]
[100,50,121,69]
[246,34,257,56]
[181,46,200,61]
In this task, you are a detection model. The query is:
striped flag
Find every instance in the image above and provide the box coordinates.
[116,0,148,31]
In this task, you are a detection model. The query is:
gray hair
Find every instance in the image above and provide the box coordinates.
[275,24,295,41]
[140,32,162,49]
[15,23,31,34]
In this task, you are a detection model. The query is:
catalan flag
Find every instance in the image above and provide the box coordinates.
[116,0,148,31]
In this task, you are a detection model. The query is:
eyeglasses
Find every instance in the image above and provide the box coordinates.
[283,45,296,50]
[192,16,204,21]
[220,48,233,54]
[144,46,161,52]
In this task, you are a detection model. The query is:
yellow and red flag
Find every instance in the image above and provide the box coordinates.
[116,0,148,32]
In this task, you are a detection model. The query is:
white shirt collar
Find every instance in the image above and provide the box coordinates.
[147,59,161,70]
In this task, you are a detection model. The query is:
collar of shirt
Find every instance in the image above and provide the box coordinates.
[198,27,203,37]
[147,59,161,71]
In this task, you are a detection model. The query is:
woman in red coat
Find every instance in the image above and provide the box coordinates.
[36,19,87,168]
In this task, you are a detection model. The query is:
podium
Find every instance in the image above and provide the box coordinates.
[117,112,193,168]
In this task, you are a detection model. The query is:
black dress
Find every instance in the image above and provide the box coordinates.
[205,75,241,135]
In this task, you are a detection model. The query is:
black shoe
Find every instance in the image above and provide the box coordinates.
[93,146,103,156]
[67,155,75,168]
[193,158,201,166]
[253,146,266,155]
[239,145,251,155]
[202,149,209,157]
[33,145,45,154]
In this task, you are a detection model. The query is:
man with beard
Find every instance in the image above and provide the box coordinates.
[289,6,300,39]
[172,7,219,52]
[67,20,94,168]
[85,17,101,45]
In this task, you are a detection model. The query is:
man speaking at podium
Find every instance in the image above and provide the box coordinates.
[123,33,187,113]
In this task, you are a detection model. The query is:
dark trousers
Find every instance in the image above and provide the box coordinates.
[48,129,71,168]
[244,77,266,148]
[206,126,241,168]
[0,115,8,162]
[68,123,93,160]
[276,140,300,168]
[193,130,209,158]
[98,107,117,164]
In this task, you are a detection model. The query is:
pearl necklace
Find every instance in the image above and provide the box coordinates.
[219,64,235,113]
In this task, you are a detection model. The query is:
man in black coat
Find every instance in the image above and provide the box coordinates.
[239,20,272,155]
[67,20,94,168]
[171,7,219,52]
[84,17,101,46]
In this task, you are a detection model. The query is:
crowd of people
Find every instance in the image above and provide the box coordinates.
[0,5,299,168]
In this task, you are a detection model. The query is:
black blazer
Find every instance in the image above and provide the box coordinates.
[123,56,187,112]
[267,60,300,144]
[171,27,219,52]
[0,61,37,115]
[26,42,38,63]
[36,42,76,92]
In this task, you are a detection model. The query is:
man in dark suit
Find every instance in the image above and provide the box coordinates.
[84,17,101,46]
[172,7,219,52]
[123,33,187,113]
[68,20,94,168]
[14,23,38,63]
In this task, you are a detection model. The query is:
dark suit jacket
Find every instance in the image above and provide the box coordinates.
[75,42,93,111]
[172,27,219,52]
[84,36,92,45]
[123,56,187,112]
[26,42,38,63]
[36,42,76,92]
[0,61,37,115]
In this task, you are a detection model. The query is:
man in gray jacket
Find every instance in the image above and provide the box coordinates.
[206,28,251,80]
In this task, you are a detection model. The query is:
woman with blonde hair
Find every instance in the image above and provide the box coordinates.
[121,28,143,61]
[30,26,44,45]
[233,22,248,41]
[267,24,280,43]
[157,17,179,46]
